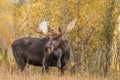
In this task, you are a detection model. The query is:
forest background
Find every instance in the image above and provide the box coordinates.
[0,0,120,80]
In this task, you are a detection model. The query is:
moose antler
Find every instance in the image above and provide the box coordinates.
[31,20,57,37]
[38,21,48,34]
[30,27,43,34]
[49,18,77,39]
[31,18,77,39]
[65,18,77,33]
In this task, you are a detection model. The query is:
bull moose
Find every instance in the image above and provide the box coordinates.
[11,18,77,74]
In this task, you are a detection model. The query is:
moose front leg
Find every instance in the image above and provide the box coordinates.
[42,52,51,74]
[54,49,63,73]
[57,52,62,70]
[42,55,49,73]
[42,46,52,73]
[42,56,46,73]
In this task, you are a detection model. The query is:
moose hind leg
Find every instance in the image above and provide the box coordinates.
[15,58,26,71]
[20,59,26,71]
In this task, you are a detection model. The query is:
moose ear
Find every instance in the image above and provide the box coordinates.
[65,18,77,33]
[38,21,48,34]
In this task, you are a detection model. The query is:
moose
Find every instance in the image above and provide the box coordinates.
[11,18,77,74]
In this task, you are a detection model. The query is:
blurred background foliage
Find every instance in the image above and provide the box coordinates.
[0,0,120,77]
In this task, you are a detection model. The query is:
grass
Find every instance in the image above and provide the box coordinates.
[0,63,119,80]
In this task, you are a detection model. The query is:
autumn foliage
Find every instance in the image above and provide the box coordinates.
[0,0,120,79]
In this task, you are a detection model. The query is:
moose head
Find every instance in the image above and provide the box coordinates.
[38,18,77,54]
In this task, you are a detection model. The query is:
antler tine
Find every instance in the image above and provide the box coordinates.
[30,27,43,34]
[48,26,64,40]
[58,27,62,33]
[48,26,54,32]
[48,26,57,34]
